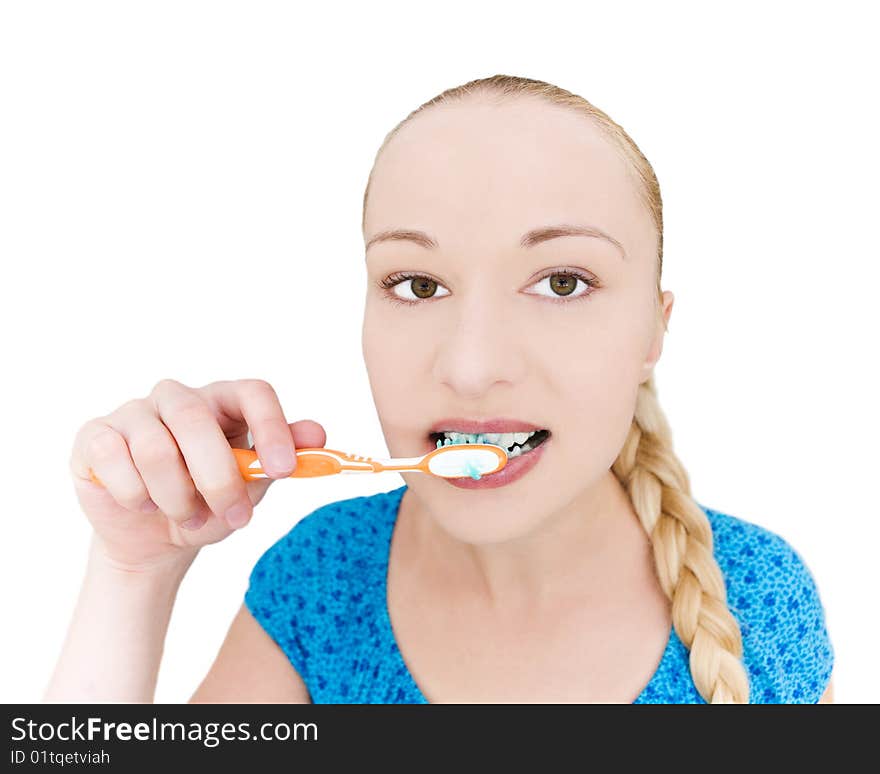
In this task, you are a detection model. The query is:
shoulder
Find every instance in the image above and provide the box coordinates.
[698,503,835,703]
[243,486,405,685]
[245,485,403,594]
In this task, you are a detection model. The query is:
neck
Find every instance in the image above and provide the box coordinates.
[398,470,654,614]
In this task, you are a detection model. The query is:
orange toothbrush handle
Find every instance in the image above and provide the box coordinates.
[86,447,365,488]
[232,447,364,480]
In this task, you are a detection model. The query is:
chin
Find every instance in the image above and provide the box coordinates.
[410,479,550,545]
[399,462,572,547]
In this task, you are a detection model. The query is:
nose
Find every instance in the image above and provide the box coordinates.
[431,289,527,398]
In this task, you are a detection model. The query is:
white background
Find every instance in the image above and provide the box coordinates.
[1,1,877,703]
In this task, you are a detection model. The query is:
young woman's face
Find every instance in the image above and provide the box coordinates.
[362,96,672,545]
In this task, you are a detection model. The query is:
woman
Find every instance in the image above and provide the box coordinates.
[50,74,834,704]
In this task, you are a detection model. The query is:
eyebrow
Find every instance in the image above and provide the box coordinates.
[365,223,625,258]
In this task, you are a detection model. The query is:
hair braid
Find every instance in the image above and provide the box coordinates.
[612,376,750,703]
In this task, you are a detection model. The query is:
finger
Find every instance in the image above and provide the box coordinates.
[73,419,157,513]
[287,419,327,450]
[202,379,299,479]
[150,380,252,529]
[111,399,204,524]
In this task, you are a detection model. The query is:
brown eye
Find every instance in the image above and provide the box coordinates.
[529,270,599,302]
[548,273,577,296]
[379,273,451,304]
[411,277,437,299]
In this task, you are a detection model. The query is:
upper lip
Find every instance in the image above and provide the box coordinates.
[427,418,547,435]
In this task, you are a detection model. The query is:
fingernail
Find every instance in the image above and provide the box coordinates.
[264,446,296,476]
[182,514,206,530]
[225,503,251,529]
[140,499,159,513]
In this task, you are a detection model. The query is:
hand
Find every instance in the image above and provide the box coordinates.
[69,378,326,573]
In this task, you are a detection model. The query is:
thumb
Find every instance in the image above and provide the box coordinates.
[287,419,327,450]
[243,419,327,499]
[247,419,327,452]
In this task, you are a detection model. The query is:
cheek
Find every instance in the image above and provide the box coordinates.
[362,309,428,443]
[363,321,398,391]
[363,308,426,383]
[550,334,644,471]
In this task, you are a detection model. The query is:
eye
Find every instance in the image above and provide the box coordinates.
[528,270,599,302]
[378,272,451,304]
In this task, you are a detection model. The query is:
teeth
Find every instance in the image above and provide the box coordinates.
[434,429,548,457]
[496,433,517,448]
[438,429,538,449]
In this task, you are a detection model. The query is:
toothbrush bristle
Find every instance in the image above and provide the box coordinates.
[431,435,490,479]
[463,459,482,480]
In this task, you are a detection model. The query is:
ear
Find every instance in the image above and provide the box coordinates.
[642,290,674,381]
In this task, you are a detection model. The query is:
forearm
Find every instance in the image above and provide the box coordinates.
[43,536,196,703]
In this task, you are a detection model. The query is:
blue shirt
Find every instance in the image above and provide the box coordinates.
[244,484,834,703]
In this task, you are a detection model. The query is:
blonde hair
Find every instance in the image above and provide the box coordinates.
[361,74,750,704]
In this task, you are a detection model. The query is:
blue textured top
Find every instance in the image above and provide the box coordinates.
[244,484,834,703]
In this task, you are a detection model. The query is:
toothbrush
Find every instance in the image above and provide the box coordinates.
[230,443,508,481]
[86,442,509,487]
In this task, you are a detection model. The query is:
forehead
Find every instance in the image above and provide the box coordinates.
[364,97,650,254]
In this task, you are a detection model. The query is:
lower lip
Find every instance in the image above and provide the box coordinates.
[426,435,551,489]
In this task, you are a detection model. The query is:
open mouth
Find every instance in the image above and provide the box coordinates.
[427,428,552,459]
